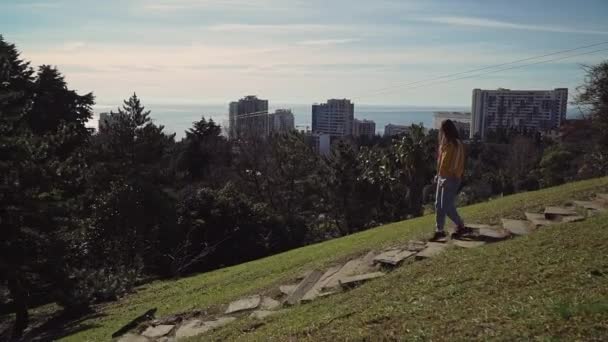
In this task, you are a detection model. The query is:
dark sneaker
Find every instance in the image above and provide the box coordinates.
[430,231,448,242]
[451,226,474,239]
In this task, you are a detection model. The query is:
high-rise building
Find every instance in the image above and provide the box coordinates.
[471,88,568,140]
[311,99,354,138]
[98,112,113,131]
[433,112,471,139]
[270,109,295,134]
[353,119,376,138]
[229,95,269,139]
[384,123,411,137]
[312,133,331,156]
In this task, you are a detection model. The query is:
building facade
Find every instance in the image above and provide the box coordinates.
[384,123,411,137]
[311,99,354,138]
[433,112,472,139]
[270,109,295,134]
[229,95,269,139]
[353,119,376,138]
[312,133,331,156]
[471,88,568,140]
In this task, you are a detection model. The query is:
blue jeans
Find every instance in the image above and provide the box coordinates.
[435,176,464,232]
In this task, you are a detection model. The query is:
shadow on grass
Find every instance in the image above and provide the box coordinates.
[0,307,105,342]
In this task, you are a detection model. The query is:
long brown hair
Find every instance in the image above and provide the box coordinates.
[439,119,460,145]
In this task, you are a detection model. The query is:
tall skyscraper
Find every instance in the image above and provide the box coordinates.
[229,95,269,139]
[311,99,354,138]
[270,109,295,134]
[353,119,376,138]
[471,88,568,140]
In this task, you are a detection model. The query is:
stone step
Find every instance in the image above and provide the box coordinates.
[249,310,281,320]
[141,325,174,339]
[175,317,236,339]
[406,240,427,252]
[452,240,486,249]
[525,212,557,227]
[416,242,450,259]
[285,270,324,306]
[373,249,415,266]
[117,333,151,342]
[338,272,385,288]
[465,223,494,230]
[501,219,534,236]
[225,295,261,314]
[561,215,585,223]
[322,252,378,290]
[572,200,607,211]
[597,193,608,203]
[260,297,281,310]
[544,206,578,220]
[279,285,297,296]
[301,265,342,302]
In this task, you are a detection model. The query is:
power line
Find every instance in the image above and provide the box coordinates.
[232,45,608,119]
[375,47,608,95]
[355,40,608,99]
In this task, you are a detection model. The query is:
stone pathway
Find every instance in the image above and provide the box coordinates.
[113,193,608,341]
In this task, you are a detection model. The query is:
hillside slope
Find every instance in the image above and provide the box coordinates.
[60,177,608,341]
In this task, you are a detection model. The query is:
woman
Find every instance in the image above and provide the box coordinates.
[431,119,469,241]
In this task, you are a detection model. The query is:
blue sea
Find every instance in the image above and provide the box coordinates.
[91,103,469,139]
[91,103,582,140]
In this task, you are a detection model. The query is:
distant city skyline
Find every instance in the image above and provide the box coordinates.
[5,0,606,106]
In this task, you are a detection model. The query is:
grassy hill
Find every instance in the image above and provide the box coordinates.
[58,177,608,341]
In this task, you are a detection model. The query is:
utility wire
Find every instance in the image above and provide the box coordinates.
[355,40,608,99]
[234,43,608,120]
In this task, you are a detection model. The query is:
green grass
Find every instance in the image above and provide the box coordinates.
[59,177,608,341]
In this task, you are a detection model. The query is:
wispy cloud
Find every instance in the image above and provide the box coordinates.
[422,16,608,35]
[207,23,348,34]
[297,38,359,46]
[140,0,297,11]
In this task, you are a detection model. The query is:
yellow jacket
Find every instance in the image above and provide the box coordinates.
[438,140,465,179]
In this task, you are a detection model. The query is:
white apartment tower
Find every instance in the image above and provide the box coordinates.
[228,95,269,139]
[311,99,354,137]
[471,88,568,140]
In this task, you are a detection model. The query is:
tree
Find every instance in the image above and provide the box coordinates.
[177,116,231,182]
[574,60,608,175]
[1,36,93,337]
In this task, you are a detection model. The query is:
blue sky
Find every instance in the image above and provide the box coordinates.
[2,0,608,106]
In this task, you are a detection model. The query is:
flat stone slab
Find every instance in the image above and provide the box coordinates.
[544,206,578,219]
[285,269,323,305]
[323,253,377,289]
[525,212,557,227]
[465,223,494,230]
[406,240,427,252]
[573,200,606,211]
[561,215,585,223]
[142,325,174,338]
[117,333,150,342]
[175,317,236,339]
[260,296,281,310]
[416,242,449,259]
[225,295,261,314]
[478,227,511,239]
[279,285,297,296]
[373,249,415,266]
[453,240,486,249]
[597,193,608,202]
[249,310,279,320]
[501,219,533,235]
[339,272,385,287]
[301,265,342,302]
